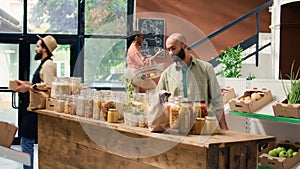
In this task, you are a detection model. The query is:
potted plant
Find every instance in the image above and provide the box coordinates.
[272,62,300,118]
[217,45,243,103]
[217,45,244,78]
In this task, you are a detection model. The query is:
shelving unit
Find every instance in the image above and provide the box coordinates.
[228,110,300,125]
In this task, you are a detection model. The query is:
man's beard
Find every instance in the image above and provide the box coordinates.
[34,52,42,60]
[172,48,185,63]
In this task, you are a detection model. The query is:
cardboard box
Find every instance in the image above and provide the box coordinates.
[259,141,300,169]
[229,88,273,113]
[221,86,236,103]
[272,100,300,118]
[0,121,18,148]
[9,80,32,90]
[46,98,57,111]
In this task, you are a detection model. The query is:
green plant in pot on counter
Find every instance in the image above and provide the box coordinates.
[217,45,244,78]
[281,61,300,104]
[124,78,134,112]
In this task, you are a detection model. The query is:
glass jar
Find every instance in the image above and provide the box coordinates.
[69,95,77,115]
[107,108,119,123]
[93,92,102,120]
[192,117,206,135]
[193,101,202,118]
[101,91,116,121]
[64,95,71,114]
[202,116,218,135]
[170,100,180,130]
[56,94,65,113]
[59,77,72,95]
[76,91,85,117]
[51,77,59,99]
[179,101,191,134]
[70,77,82,95]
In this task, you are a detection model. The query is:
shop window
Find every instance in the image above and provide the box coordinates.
[27,0,78,34]
[83,38,126,88]
[0,0,23,33]
[85,0,127,35]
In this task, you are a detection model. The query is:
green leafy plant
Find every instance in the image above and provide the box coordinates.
[247,73,256,80]
[281,61,300,104]
[121,78,134,113]
[217,45,244,78]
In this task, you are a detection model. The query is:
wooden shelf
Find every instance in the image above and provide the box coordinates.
[228,110,300,125]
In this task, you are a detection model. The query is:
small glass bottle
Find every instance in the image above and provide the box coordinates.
[200,100,208,118]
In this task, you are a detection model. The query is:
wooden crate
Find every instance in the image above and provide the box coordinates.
[229,88,273,113]
[259,141,300,169]
[0,121,18,148]
[221,86,236,103]
[272,100,300,118]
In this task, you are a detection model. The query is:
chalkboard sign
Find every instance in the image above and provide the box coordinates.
[138,18,165,58]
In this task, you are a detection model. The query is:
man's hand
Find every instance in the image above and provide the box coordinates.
[13,80,31,93]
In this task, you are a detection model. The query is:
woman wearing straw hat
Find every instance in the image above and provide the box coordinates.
[13,35,58,169]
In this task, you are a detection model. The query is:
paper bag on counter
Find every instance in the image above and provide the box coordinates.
[147,90,171,132]
[28,83,51,110]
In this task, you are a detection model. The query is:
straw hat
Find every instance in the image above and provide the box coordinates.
[37,35,57,55]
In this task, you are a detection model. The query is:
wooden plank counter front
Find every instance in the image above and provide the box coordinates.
[35,110,275,169]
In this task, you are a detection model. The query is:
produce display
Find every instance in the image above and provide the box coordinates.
[229,88,273,113]
[268,146,298,158]
[259,141,300,169]
[239,92,263,101]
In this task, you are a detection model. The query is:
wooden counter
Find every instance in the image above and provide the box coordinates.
[36,110,275,169]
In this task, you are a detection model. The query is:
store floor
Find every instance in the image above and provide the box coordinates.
[0,144,38,169]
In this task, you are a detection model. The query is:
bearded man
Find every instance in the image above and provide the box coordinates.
[13,35,57,169]
[157,33,228,130]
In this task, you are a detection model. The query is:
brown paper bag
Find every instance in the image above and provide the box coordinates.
[28,83,50,110]
[147,90,171,132]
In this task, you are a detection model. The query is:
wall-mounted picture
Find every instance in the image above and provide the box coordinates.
[138,18,165,58]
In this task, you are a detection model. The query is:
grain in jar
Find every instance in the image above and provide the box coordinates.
[69,95,77,115]
[193,101,201,118]
[169,96,182,130]
[101,91,116,121]
[70,77,82,95]
[179,101,191,134]
[64,95,71,114]
[93,91,103,120]
[170,103,180,130]
[84,89,96,118]
[76,93,85,117]
[50,77,59,98]
[192,118,205,135]
[57,77,72,96]
[55,94,65,113]
[202,116,218,135]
